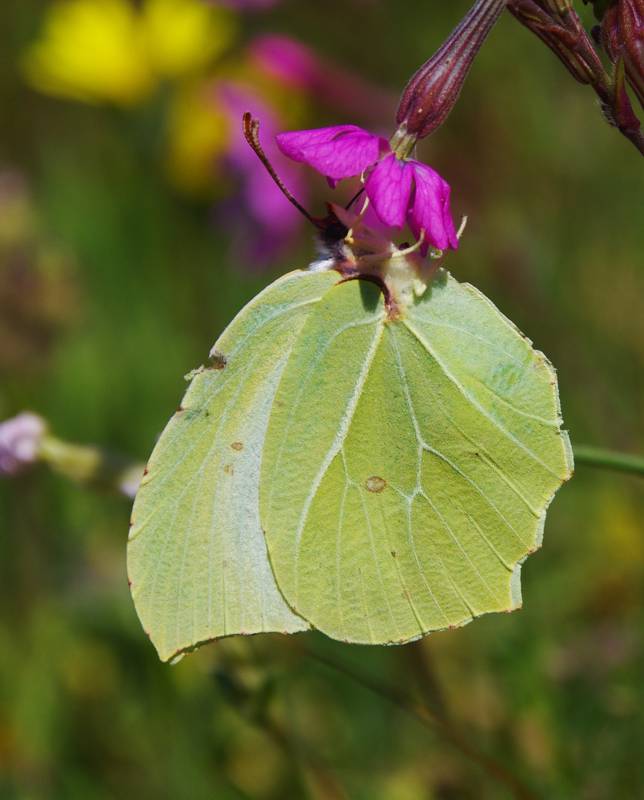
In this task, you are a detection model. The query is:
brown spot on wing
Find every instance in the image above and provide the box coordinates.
[231,442,244,452]
[208,350,227,370]
[365,476,387,493]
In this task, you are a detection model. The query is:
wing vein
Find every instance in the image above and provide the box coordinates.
[292,321,385,600]
[402,319,561,479]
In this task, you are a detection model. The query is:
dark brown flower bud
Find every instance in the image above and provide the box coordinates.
[596,1,643,105]
[599,5,622,60]
[396,0,507,139]
[583,0,617,21]
[618,0,644,105]
[612,55,643,133]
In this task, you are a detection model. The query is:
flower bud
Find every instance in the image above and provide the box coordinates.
[584,0,619,22]
[612,54,643,133]
[599,5,622,60]
[396,0,507,138]
[594,2,644,105]
[509,0,601,85]
[617,0,644,106]
[0,412,46,476]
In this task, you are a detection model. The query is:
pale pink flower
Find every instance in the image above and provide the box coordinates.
[0,412,46,476]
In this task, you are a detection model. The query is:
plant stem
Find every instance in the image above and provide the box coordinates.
[39,435,644,489]
[38,434,144,497]
[295,643,537,800]
[403,639,450,719]
[507,0,644,155]
[574,444,644,476]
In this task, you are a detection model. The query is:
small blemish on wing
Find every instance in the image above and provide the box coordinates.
[365,476,387,493]
[230,442,244,452]
[208,348,227,369]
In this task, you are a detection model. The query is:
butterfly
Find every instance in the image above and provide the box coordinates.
[127,117,572,663]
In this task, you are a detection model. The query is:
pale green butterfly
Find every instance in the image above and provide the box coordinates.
[127,122,572,663]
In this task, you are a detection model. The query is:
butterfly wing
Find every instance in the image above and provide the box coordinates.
[260,272,572,644]
[127,269,338,662]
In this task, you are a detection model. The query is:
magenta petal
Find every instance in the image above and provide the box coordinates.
[408,161,458,253]
[276,125,386,180]
[365,154,413,229]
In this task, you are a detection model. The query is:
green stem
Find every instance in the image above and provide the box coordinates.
[574,445,644,477]
[38,435,144,496]
[294,643,537,800]
[38,433,644,490]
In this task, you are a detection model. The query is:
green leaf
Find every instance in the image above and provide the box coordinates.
[260,271,573,644]
[127,270,338,662]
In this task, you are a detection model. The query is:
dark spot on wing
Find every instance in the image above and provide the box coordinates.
[208,349,227,369]
[231,442,244,452]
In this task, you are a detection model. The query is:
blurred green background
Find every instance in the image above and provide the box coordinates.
[1,1,643,798]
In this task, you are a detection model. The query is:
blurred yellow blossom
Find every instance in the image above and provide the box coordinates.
[22,0,153,105]
[165,82,230,193]
[141,0,235,79]
[22,0,235,107]
[594,488,644,572]
[163,67,309,194]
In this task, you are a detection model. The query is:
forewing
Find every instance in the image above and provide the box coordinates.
[127,270,338,662]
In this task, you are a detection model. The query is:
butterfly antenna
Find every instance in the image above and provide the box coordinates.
[242,113,319,227]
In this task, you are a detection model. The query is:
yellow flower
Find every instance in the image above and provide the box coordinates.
[164,64,310,196]
[22,0,236,107]
[165,82,230,193]
[22,0,154,105]
[141,0,235,79]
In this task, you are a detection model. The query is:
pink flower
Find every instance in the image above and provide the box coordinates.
[248,35,397,123]
[0,412,45,476]
[248,35,323,92]
[276,125,458,254]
